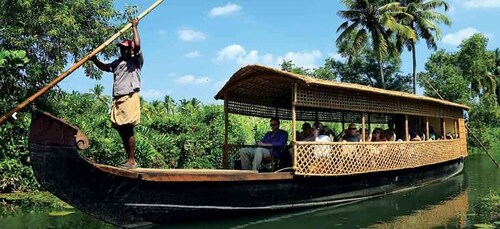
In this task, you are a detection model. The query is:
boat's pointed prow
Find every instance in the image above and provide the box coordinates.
[29,110,89,150]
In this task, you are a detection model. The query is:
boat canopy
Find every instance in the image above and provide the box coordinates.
[215,65,469,123]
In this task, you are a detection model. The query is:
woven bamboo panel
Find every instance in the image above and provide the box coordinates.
[297,88,463,119]
[294,139,464,176]
[228,101,392,123]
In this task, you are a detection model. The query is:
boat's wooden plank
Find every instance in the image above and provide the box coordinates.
[133,168,258,174]
[140,172,293,182]
[94,163,292,182]
[95,164,140,179]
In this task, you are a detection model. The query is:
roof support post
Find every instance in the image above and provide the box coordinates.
[405,115,409,141]
[426,116,430,141]
[442,118,446,139]
[223,94,229,169]
[361,112,366,142]
[292,83,298,169]
[454,119,458,138]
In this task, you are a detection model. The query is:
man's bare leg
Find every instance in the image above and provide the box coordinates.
[117,124,136,166]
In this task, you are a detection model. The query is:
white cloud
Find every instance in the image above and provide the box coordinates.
[214,44,246,63]
[457,0,500,8]
[184,51,201,58]
[209,3,242,17]
[175,75,211,85]
[213,44,275,65]
[214,44,322,68]
[276,50,322,69]
[178,29,206,42]
[442,27,483,46]
[141,89,163,99]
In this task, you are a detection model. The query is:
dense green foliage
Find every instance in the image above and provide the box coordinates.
[0,0,498,194]
[419,34,500,151]
[0,0,134,192]
[478,190,500,226]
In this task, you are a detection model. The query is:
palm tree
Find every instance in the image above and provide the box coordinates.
[163,95,176,114]
[90,84,109,106]
[337,0,416,88]
[396,0,451,94]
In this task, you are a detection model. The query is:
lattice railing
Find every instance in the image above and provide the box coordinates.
[294,139,465,176]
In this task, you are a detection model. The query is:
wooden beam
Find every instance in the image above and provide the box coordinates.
[454,119,458,138]
[223,94,229,168]
[292,83,297,142]
[361,112,366,142]
[442,118,446,139]
[425,116,430,141]
[405,115,409,141]
[292,83,298,169]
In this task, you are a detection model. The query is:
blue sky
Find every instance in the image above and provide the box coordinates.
[59,0,500,104]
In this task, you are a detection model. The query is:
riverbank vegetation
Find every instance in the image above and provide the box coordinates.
[1,0,499,195]
[475,190,500,227]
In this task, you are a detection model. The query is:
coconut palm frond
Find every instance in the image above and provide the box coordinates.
[336,22,360,46]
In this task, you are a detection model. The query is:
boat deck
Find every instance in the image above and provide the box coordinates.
[94,163,294,182]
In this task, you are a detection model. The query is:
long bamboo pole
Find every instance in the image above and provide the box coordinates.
[0,0,164,125]
[420,76,499,168]
[467,124,499,167]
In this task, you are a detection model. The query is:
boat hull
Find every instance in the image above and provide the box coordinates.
[28,110,465,228]
[30,143,464,227]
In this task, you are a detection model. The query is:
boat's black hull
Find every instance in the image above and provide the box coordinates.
[30,143,465,228]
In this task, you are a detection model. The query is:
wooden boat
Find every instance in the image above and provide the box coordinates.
[29,65,469,228]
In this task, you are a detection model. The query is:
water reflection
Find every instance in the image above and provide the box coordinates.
[159,174,467,229]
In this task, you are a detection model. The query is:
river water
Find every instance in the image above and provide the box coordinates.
[1,154,499,229]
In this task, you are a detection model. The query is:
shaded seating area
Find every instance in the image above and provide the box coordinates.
[215,65,468,175]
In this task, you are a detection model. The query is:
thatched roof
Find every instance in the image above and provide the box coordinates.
[215,64,470,111]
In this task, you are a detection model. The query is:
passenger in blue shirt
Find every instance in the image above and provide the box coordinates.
[239,118,288,170]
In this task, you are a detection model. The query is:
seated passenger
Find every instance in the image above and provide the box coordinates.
[239,118,288,170]
[410,130,422,141]
[428,127,436,140]
[324,126,336,141]
[385,130,395,141]
[313,123,332,142]
[446,133,454,139]
[313,123,332,157]
[384,119,397,141]
[297,122,314,141]
[371,128,387,142]
[339,123,361,142]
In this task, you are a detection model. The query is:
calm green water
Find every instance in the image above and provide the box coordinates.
[1,154,499,229]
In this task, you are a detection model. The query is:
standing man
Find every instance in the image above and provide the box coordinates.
[239,118,288,170]
[91,18,143,169]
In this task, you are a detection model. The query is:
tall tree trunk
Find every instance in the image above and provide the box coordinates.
[378,59,385,88]
[412,42,417,94]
